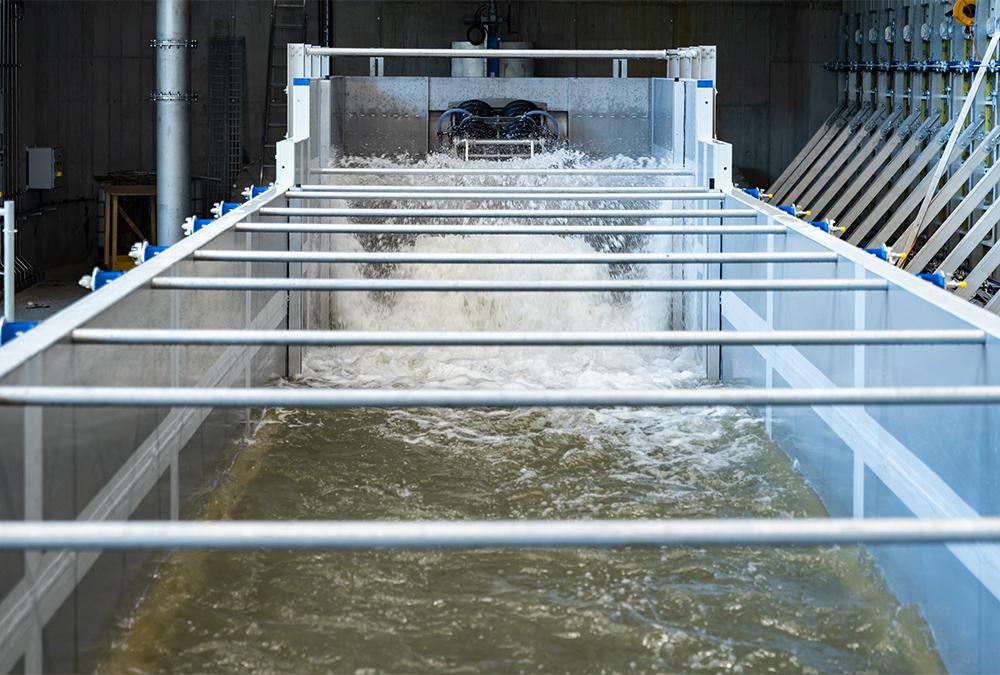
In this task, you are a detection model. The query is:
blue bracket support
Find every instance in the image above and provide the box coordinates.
[777,204,811,219]
[809,220,846,235]
[211,201,240,218]
[183,216,214,237]
[78,268,124,292]
[241,185,270,200]
[129,241,170,265]
[0,319,39,346]
[743,187,772,201]
[863,245,906,264]
[916,272,968,290]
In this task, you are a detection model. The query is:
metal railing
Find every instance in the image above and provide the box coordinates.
[305,47,671,60]
[2,518,1000,550]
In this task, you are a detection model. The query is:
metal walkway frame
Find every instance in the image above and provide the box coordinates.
[3,42,1000,673]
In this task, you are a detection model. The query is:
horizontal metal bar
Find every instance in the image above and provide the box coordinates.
[192,251,837,265]
[0,384,999,408]
[150,278,889,292]
[2,518,1000,550]
[235,223,785,236]
[295,185,704,194]
[69,328,987,347]
[258,207,756,219]
[312,167,694,176]
[305,47,671,60]
[460,138,539,146]
[284,191,724,202]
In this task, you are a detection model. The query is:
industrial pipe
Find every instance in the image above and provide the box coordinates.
[153,0,193,245]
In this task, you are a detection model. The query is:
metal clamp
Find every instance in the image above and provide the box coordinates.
[149,38,198,49]
[149,91,199,102]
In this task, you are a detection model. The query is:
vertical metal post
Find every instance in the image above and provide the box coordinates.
[154,0,193,245]
[699,46,716,82]
[245,229,253,436]
[764,220,774,435]
[852,263,867,518]
[169,287,181,521]
[23,357,42,673]
[287,230,303,379]
[705,227,722,382]
[3,199,13,322]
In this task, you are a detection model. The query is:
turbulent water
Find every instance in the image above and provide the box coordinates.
[102,152,942,674]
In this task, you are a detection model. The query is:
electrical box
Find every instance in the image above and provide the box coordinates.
[27,146,63,190]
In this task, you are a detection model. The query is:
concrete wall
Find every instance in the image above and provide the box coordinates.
[14,0,276,276]
[12,0,838,280]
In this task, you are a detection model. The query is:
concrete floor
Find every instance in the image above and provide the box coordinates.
[7,263,91,323]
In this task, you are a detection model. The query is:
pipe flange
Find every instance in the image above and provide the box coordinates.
[149,38,198,49]
[149,91,199,102]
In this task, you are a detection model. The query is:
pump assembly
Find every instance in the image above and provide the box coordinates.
[437,99,560,159]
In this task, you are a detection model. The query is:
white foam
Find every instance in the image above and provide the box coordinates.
[298,151,760,471]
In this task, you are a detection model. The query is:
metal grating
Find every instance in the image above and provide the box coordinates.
[207,36,247,205]
[0,0,38,294]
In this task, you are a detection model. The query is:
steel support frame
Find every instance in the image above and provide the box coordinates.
[837,115,942,236]
[816,109,917,220]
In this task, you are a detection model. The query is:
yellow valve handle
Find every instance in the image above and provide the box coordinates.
[954,0,976,28]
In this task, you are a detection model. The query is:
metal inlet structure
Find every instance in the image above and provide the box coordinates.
[3,40,1000,674]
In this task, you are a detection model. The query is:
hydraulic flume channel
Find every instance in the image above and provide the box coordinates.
[100,153,943,673]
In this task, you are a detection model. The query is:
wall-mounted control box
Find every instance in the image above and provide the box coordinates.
[27,146,64,190]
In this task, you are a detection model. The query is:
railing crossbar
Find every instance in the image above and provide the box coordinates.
[312,168,693,176]
[191,251,837,265]
[0,384,995,408]
[294,185,708,194]
[234,223,784,235]
[0,517,998,549]
[258,207,756,219]
[305,47,672,60]
[149,277,889,292]
[284,191,724,202]
[69,328,987,347]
